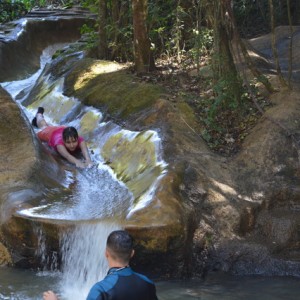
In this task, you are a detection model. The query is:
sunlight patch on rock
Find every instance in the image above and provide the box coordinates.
[74,61,126,91]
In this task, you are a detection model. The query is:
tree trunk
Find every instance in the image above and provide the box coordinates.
[268,0,288,88]
[287,0,293,89]
[211,0,242,104]
[98,0,108,59]
[132,0,155,73]
[225,0,274,93]
[110,0,120,60]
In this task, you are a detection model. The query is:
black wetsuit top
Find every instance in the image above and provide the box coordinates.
[86,266,158,300]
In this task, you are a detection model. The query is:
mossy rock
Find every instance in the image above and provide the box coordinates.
[64,59,164,119]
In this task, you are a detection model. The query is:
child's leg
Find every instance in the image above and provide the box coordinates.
[36,113,48,128]
[37,126,59,142]
[32,107,48,128]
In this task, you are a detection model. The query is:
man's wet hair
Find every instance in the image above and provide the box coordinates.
[63,126,79,142]
[106,230,134,263]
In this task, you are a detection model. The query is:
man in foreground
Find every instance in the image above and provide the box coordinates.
[43,230,158,300]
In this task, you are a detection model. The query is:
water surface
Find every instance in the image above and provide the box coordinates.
[0,267,299,300]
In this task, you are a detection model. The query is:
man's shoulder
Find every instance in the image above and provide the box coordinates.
[86,274,119,300]
[131,270,156,285]
[96,273,119,290]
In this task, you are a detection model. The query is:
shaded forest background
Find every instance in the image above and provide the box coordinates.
[1,0,300,154]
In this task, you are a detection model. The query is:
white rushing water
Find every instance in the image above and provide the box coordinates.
[0,44,166,299]
[59,221,121,299]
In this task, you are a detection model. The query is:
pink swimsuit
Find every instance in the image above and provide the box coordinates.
[37,126,84,152]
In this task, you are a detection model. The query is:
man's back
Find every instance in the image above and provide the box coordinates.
[87,267,158,300]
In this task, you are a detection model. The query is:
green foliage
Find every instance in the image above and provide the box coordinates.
[81,0,98,13]
[148,0,213,64]
[148,0,177,57]
[0,1,27,23]
[201,73,243,132]
[107,23,134,61]
[0,0,80,23]
[80,23,98,49]
[195,75,270,155]
[233,0,298,36]
[188,27,213,63]
[79,0,133,61]
[22,0,45,10]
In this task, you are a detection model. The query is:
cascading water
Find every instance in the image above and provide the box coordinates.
[59,222,120,299]
[1,44,167,299]
[34,225,58,271]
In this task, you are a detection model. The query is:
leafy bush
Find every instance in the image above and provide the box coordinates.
[0,1,27,23]
[188,27,213,61]
[0,0,80,23]
[233,0,299,37]
[80,23,98,49]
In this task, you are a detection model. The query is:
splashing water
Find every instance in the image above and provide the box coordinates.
[18,164,134,222]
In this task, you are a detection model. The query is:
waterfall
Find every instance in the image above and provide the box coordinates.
[34,225,58,272]
[59,221,121,299]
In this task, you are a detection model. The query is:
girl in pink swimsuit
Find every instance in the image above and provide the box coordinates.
[33,107,92,168]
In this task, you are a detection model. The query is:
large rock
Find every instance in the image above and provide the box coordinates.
[0,87,37,264]
[0,87,37,201]
[0,86,69,267]
[0,8,95,81]
[0,241,11,266]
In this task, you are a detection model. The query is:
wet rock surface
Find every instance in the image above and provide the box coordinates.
[0,88,36,190]
[0,7,95,81]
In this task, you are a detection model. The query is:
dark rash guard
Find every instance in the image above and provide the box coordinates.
[86,266,158,300]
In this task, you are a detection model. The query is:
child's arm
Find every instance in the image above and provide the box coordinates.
[56,144,86,168]
[79,141,93,166]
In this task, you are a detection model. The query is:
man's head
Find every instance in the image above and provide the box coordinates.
[106,230,134,265]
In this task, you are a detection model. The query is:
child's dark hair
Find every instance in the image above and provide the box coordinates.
[63,126,79,142]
